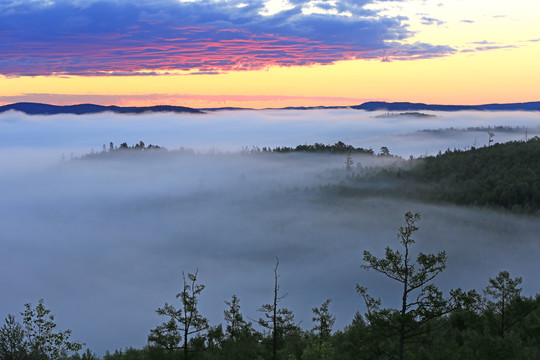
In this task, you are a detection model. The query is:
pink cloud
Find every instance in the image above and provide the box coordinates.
[0,0,455,77]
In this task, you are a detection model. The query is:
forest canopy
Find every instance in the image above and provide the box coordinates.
[332,137,540,214]
[76,137,540,214]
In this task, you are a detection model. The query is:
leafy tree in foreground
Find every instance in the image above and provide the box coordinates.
[0,315,25,360]
[209,295,261,360]
[301,299,336,360]
[149,270,209,359]
[359,212,477,360]
[4,299,84,360]
[22,299,83,359]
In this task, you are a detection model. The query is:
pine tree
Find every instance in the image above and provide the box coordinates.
[360,212,476,360]
[149,270,209,359]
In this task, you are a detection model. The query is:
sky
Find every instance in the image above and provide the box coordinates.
[1,0,539,108]
[1,109,539,355]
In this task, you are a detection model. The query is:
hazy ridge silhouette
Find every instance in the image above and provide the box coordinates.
[2,101,540,115]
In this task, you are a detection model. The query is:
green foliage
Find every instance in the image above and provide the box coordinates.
[337,137,540,214]
[6,211,540,360]
[21,299,83,359]
[224,295,253,340]
[311,299,335,344]
[69,348,100,360]
[78,141,167,160]
[0,315,26,360]
[66,267,540,360]
[483,271,526,338]
[258,294,298,351]
[148,316,182,350]
[404,137,540,213]
[301,340,335,360]
[271,141,374,155]
[149,270,209,358]
[89,250,540,360]
[0,299,83,360]
[359,212,478,360]
[379,146,390,156]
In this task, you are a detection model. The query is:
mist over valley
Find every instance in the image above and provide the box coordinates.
[1,109,539,355]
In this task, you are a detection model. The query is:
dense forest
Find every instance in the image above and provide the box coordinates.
[334,137,540,214]
[76,141,167,159]
[76,137,540,214]
[1,212,538,360]
[76,140,374,158]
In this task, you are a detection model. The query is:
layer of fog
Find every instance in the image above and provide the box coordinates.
[1,109,539,162]
[0,109,539,355]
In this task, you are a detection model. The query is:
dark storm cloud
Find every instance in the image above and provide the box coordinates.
[0,0,455,76]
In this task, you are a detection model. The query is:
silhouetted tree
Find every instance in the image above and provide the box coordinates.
[149,270,209,359]
[311,299,335,345]
[488,131,495,146]
[345,152,354,170]
[21,299,83,359]
[224,295,252,340]
[0,315,25,360]
[360,212,476,360]
[258,258,298,360]
[379,146,390,156]
[484,270,522,338]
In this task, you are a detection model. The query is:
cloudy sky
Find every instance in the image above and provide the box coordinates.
[1,0,539,108]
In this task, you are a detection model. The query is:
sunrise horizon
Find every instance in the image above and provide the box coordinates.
[1,0,539,109]
[2,97,540,111]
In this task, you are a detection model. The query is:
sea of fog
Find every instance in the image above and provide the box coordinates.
[0,109,539,354]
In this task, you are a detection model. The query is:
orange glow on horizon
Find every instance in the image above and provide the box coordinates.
[1,42,539,108]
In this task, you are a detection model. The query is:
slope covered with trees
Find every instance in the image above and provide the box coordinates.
[337,137,540,214]
[75,136,540,214]
[404,138,540,212]
[76,137,540,214]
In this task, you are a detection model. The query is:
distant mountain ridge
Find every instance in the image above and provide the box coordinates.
[351,101,540,112]
[0,102,203,115]
[1,101,540,115]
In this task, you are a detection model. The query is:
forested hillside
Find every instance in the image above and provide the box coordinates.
[76,137,540,214]
[338,137,540,214]
[406,137,540,212]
